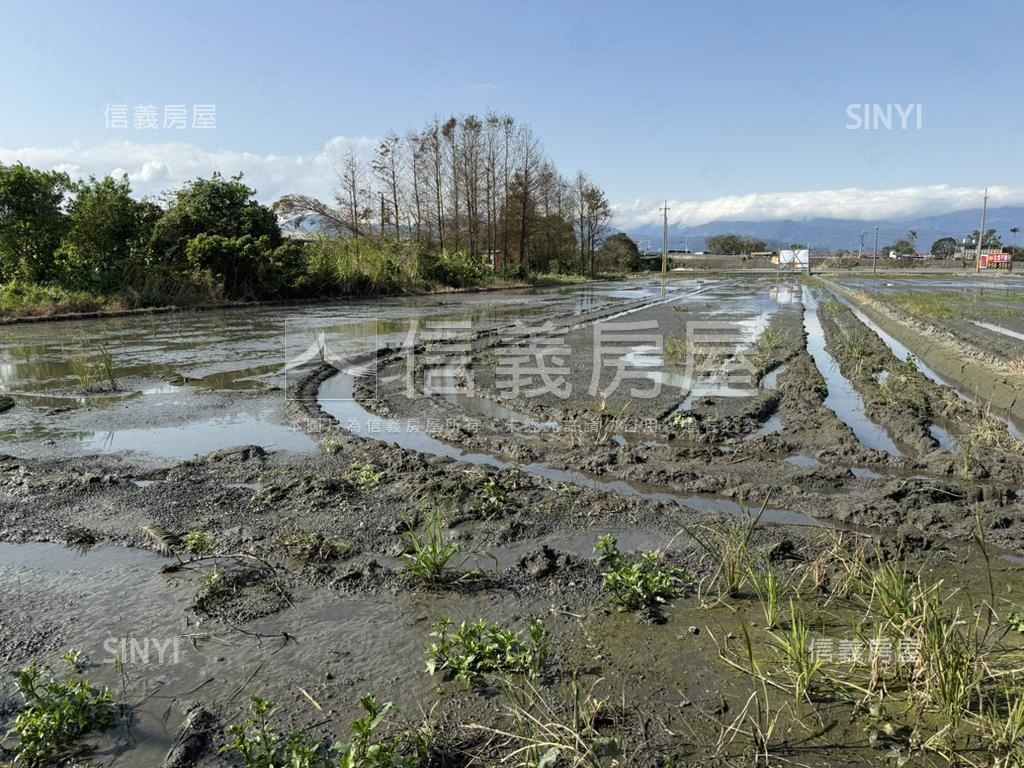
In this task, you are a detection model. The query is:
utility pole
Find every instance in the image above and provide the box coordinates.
[1011,226,1019,273]
[872,226,879,274]
[975,188,988,273]
[661,200,671,275]
[858,231,866,259]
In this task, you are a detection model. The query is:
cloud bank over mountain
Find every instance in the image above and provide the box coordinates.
[1,139,1019,230]
[615,186,1024,229]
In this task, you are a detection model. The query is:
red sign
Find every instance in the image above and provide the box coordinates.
[981,253,1011,269]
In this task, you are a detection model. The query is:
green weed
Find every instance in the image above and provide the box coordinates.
[350,463,385,491]
[3,657,117,766]
[321,438,343,455]
[401,512,466,585]
[280,529,351,563]
[426,618,549,685]
[183,531,215,556]
[746,558,783,630]
[594,535,690,612]
[220,696,328,767]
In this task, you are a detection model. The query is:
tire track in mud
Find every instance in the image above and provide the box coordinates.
[289,281,844,531]
[801,286,903,457]
[823,280,1024,439]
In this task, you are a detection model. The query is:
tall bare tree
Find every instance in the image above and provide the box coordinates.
[372,133,403,239]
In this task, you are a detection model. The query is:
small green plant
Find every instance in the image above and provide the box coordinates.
[595,536,690,611]
[771,601,822,701]
[334,694,411,768]
[687,499,766,600]
[220,696,328,768]
[670,412,697,429]
[184,531,215,556]
[201,565,226,597]
[473,677,620,768]
[980,692,1024,766]
[60,648,85,673]
[70,338,119,392]
[280,529,351,563]
[401,512,465,585]
[350,463,385,491]
[426,618,549,685]
[665,336,688,364]
[478,477,507,513]
[321,438,343,455]
[751,328,784,370]
[3,657,117,766]
[1008,611,1024,633]
[874,355,925,410]
[746,558,783,630]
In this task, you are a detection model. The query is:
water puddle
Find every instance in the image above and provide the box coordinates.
[746,414,783,440]
[0,542,166,570]
[226,482,263,492]
[802,287,903,456]
[785,454,821,468]
[850,467,883,480]
[928,423,959,452]
[760,364,788,390]
[973,321,1024,342]
[79,411,316,459]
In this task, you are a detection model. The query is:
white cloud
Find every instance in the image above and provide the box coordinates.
[615,185,1024,229]
[0,137,379,203]
[2,139,1021,229]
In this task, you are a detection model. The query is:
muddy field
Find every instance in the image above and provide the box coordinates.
[2,275,1024,767]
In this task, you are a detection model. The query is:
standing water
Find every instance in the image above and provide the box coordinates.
[802,287,903,456]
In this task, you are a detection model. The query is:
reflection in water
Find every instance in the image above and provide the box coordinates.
[80,410,317,459]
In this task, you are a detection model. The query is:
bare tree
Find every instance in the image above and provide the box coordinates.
[275,112,614,278]
[372,133,403,239]
[338,151,371,236]
[571,171,612,276]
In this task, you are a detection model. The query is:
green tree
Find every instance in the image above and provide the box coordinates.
[965,229,1003,250]
[706,234,766,255]
[885,238,917,256]
[596,232,641,272]
[930,237,957,259]
[0,163,72,283]
[55,175,159,291]
[147,173,281,265]
[185,234,303,299]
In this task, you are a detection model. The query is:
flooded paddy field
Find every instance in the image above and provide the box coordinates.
[2,275,1024,766]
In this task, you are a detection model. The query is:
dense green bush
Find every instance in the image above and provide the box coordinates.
[298,237,422,296]
[0,162,516,317]
[417,249,492,288]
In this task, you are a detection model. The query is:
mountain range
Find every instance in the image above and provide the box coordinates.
[624,206,1024,254]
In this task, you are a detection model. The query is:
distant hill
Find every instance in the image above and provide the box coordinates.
[624,206,1024,253]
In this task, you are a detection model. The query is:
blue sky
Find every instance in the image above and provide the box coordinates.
[2,0,1022,226]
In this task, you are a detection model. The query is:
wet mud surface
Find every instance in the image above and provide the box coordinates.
[2,276,1023,766]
